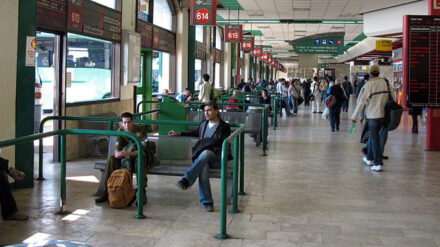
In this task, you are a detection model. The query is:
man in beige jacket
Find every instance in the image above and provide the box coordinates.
[198,74,213,103]
[351,65,395,172]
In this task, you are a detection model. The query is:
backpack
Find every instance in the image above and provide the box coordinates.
[326,95,336,107]
[368,80,403,131]
[107,169,136,208]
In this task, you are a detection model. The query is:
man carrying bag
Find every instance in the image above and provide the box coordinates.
[351,65,397,172]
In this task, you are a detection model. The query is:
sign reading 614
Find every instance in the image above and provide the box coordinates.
[195,8,210,24]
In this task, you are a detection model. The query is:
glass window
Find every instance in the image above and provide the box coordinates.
[153,0,172,31]
[66,33,114,103]
[152,51,170,93]
[215,63,220,88]
[215,27,222,50]
[196,25,204,43]
[91,0,116,9]
[195,59,202,90]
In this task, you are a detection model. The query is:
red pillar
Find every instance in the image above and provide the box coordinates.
[427,0,440,151]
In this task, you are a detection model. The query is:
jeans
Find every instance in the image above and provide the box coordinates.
[184,150,221,205]
[366,119,385,166]
[320,91,327,103]
[366,125,388,161]
[329,107,341,131]
[0,157,18,219]
[289,96,298,114]
[281,96,292,116]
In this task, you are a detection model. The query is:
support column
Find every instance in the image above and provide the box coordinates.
[224,43,231,89]
[176,8,189,94]
[15,0,37,188]
[230,43,236,89]
[244,53,250,81]
[249,55,253,81]
[187,10,196,93]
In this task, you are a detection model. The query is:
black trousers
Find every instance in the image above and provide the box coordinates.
[0,157,18,219]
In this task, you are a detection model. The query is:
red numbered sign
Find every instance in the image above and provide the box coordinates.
[261,54,267,61]
[243,41,251,50]
[71,8,81,28]
[195,8,210,24]
[228,30,239,42]
[253,48,261,56]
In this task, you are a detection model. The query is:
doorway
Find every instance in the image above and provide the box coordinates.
[35,31,62,161]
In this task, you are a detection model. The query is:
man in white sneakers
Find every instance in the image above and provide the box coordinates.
[351,65,395,172]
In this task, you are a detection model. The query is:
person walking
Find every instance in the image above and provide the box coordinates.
[328,79,346,132]
[351,65,395,172]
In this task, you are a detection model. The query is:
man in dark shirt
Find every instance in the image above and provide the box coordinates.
[169,101,231,212]
[341,76,353,112]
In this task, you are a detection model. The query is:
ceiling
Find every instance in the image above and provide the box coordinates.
[216,0,422,67]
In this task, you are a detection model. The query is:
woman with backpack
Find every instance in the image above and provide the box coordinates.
[327,79,346,132]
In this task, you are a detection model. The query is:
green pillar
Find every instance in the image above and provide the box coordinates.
[259,60,263,81]
[248,55,253,81]
[15,0,37,188]
[187,23,195,93]
[265,64,269,81]
[270,66,274,81]
[230,43,236,88]
[137,50,153,115]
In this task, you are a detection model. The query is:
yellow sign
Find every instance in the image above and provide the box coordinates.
[376,40,392,51]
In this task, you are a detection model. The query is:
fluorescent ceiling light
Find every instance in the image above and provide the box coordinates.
[217,20,280,23]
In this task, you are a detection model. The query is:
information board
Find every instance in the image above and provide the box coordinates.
[152,26,176,54]
[136,19,153,48]
[37,0,66,31]
[404,15,440,106]
[67,0,121,42]
[190,0,217,26]
[289,32,344,55]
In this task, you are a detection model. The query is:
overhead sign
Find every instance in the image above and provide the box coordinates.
[67,0,122,42]
[376,40,392,51]
[266,54,272,64]
[37,0,67,31]
[404,15,440,106]
[190,0,217,26]
[290,32,344,55]
[224,24,242,43]
[252,45,262,56]
[242,36,254,53]
[260,53,268,61]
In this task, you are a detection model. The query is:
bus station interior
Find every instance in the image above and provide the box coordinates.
[1,0,440,246]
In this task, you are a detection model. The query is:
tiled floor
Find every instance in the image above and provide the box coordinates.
[2,107,440,247]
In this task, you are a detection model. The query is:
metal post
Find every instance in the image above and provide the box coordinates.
[229,136,240,213]
[217,141,229,239]
[262,107,268,156]
[38,122,44,180]
[136,139,146,219]
[57,133,68,215]
[108,121,113,131]
[273,97,278,129]
[239,132,246,195]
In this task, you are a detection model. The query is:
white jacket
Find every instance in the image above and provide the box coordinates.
[351,77,396,121]
[198,81,212,102]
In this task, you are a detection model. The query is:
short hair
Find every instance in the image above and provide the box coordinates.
[203,74,210,82]
[364,74,370,80]
[120,112,134,120]
[202,100,219,110]
[184,88,190,91]
[344,76,348,80]
[262,89,268,94]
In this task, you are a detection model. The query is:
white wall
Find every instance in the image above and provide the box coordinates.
[120,0,137,100]
[0,0,18,169]
[364,0,428,36]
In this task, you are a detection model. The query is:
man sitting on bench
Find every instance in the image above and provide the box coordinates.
[168,101,231,212]
[95,112,148,204]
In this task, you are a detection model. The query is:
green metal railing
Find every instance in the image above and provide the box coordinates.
[220,94,279,129]
[0,129,146,219]
[136,100,270,156]
[36,117,246,238]
[38,110,159,181]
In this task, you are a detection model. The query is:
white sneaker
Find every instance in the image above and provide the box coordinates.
[371,165,383,172]
[362,157,374,166]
